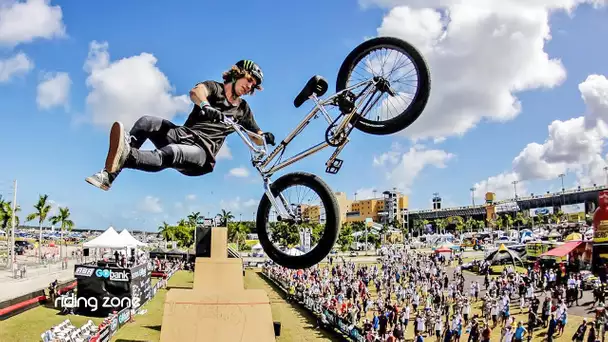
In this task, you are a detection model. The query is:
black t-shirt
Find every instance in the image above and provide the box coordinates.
[183,80,261,165]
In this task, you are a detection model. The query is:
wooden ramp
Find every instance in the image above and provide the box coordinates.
[160,227,276,342]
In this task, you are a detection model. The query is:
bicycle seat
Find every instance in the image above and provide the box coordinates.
[294,75,329,108]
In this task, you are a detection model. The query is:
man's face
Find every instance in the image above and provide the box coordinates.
[234,75,258,96]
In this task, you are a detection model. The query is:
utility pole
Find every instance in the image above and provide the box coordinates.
[10,180,17,269]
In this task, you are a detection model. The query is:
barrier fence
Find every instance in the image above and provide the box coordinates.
[261,268,368,342]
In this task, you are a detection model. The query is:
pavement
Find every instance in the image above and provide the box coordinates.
[0,259,78,302]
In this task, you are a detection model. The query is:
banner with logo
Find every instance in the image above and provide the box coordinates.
[130,263,151,310]
[561,203,585,214]
[74,265,97,278]
[529,206,554,217]
[93,267,130,282]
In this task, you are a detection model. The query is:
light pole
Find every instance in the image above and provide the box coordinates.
[512,180,518,199]
[470,187,476,206]
[558,173,565,192]
[604,166,608,185]
[10,180,17,269]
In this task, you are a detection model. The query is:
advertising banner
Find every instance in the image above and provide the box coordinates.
[74,265,97,279]
[561,203,585,214]
[496,201,520,213]
[529,207,554,217]
[130,263,151,310]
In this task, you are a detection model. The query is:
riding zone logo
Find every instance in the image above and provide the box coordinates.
[95,268,129,282]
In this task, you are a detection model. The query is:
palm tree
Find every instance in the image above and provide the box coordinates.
[49,207,74,259]
[26,194,51,262]
[158,221,174,243]
[187,212,202,249]
[219,209,234,226]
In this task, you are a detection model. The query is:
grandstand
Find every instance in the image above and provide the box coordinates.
[406,185,608,223]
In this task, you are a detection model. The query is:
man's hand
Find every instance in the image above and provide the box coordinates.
[200,105,224,123]
[263,132,276,146]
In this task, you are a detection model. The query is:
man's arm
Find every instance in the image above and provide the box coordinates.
[189,83,210,106]
[248,130,264,146]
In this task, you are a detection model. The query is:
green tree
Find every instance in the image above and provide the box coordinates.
[337,222,354,252]
[49,207,74,258]
[435,218,447,234]
[26,194,51,262]
[158,221,174,242]
[219,209,234,226]
[268,222,299,248]
[502,214,514,230]
[227,221,250,250]
[515,212,528,228]
[464,217,475,232]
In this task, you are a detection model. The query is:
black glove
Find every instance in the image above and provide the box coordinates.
[263,132,276,146]
[200,105,224,123]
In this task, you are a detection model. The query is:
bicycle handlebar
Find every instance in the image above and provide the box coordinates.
[221,115,267,155]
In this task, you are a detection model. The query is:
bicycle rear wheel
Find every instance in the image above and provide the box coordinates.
[256,172,339,269]
[336,36,431,135]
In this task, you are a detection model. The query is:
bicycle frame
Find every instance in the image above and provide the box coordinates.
[223,78,377,219]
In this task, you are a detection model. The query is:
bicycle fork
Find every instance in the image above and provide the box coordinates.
[263,179,296,221]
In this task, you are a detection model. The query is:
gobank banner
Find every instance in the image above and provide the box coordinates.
[561,203,585,214]
[95,268,129,282]
[529,206,554,217]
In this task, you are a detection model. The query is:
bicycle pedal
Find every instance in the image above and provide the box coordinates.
[325,158,343,174]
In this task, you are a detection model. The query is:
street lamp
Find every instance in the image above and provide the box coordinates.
[512,180,518,199]
[470,187,476,206]
[558,173,565,192]
[604,166,608,185]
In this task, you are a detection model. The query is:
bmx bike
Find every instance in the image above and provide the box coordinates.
[222,36,431,269]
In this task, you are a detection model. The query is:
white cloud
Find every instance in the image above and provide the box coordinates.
[0,52,32,82]
[138,196,162,213]
[185,194,196,201]
[0,0,66,47]
[374,144,455,192]
[228,167,249,178]
[36,71,71,109]
[354,188,380,200]
[472,172,527,202]
[217,143,232,159]
[357,0,608,142]
[243,199,257,207]
[476,74,608,195]
[83,40,190,128]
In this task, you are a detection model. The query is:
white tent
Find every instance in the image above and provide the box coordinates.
[83,226,126,249]
[285,247,304,256]
[118,229,147,247]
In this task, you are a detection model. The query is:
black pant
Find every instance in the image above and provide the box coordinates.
[122,115,208,174]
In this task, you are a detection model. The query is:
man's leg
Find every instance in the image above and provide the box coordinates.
[86,116,182,190]
[122,143,207,173]
[107,116,180,172]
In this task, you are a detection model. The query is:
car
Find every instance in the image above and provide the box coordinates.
[349,251,357,257]
[15,240,33,249]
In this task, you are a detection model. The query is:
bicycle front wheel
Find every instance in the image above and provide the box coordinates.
[256,172,340,269]
[336,36,431,135]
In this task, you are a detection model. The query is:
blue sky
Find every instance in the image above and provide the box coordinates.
[0,0,607,231]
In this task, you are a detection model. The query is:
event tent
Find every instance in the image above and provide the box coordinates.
[83,226,125,249]
[118,229,147,247]
[484,243,524,267]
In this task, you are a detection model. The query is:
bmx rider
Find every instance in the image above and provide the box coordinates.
[85,60,276,190]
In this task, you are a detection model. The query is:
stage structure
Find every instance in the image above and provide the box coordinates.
[160,226,278,341]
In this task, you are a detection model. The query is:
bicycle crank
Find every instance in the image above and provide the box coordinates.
[324,113,356,147]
